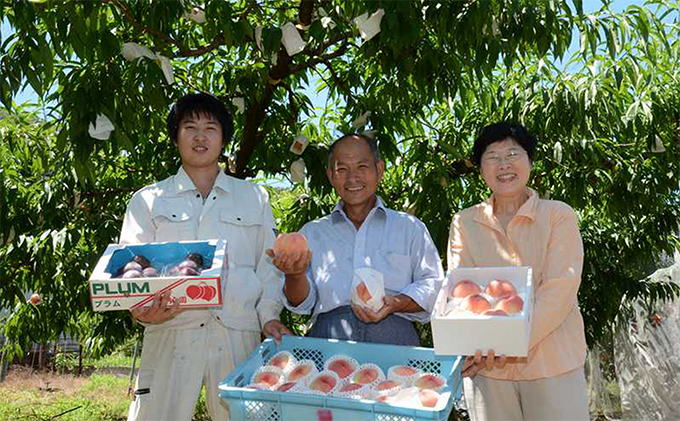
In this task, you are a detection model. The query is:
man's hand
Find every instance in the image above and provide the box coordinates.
[266,249,312,276]
[130,290,182,324]
[462,350,508,378]
[351,295,402,324]
[263,319,293,344]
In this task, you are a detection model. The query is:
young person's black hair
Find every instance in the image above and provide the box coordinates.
[167,92,234,146]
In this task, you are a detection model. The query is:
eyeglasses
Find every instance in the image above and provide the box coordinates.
[481,149,527,165]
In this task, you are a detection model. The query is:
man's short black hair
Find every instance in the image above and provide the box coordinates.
[167,92,234,145]
[328,133,381,168]
[472,122,538,166]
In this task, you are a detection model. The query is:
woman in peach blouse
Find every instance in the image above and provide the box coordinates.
[449,122,589,421]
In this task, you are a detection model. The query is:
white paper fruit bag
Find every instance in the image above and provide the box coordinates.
[351,267,385,312]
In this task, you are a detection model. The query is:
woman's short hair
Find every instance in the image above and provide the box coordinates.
[472,122,538,166]
[167,92,234,146]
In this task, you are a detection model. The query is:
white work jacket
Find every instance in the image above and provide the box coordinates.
[119,166,283,333]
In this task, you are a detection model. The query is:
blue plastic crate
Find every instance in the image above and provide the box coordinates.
[218,336,463,421]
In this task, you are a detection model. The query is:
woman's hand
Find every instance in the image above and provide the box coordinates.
[462,350,508,378]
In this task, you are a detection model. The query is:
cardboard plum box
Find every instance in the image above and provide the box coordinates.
[89,239,227,312]
[430,266,533,357]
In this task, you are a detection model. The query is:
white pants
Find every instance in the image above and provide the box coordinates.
[464,367,590,421]
[127,320,260,421]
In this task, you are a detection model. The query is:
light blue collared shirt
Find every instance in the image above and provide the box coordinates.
[280,198,444,323]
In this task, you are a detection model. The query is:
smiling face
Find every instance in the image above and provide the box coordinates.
[176,112,224,172]
[327,136,385,208]
[479,138,532,200]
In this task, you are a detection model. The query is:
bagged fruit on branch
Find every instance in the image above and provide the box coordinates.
[350,267,385,312]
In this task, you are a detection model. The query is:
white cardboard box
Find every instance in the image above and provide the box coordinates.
[89,239,227,312]
[431,266,533,357]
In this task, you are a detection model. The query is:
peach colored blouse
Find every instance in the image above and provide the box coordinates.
[448,188,587,380]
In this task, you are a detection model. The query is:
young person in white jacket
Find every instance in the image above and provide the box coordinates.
[121,92,290,421]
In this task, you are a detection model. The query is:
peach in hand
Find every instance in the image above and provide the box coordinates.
[451,279,481,298]
[459,294,491,314]
[495,295,524,314]
[273,233,309,256]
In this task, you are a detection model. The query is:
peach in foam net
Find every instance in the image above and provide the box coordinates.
[308,371,339,394]
[287,360,316,382]
[419,388,440,407]
[414,373,446,391]
[276,381,298,393]
[252,368,284,389]
[268,351,296,373]
[353,364,384,385]
[324,355,357,380]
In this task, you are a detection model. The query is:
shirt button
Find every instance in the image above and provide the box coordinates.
[200,323,205,327]
[212,197,216,200]
[196,194,200,198]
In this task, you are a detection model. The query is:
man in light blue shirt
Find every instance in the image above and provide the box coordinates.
[271,133,444,346]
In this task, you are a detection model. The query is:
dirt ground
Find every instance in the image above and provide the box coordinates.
[2,365,93,392]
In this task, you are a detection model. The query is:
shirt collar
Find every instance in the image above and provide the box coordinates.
[331,196,387,224]
[474,187,538,228]
[173,165,232,195]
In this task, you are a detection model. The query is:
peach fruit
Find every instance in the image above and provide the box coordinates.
[273,233,309,256]
[269,354,290,370]
[178,260,199,271]
[414,374,445,390]
[253,371,282,388]
[29,293,41,306]
[482,309,508,316]
[356,281,372,303]
[276,381,297,392]
[419,389,440,407]
[375,380,400,391]
[288,364,313,381]
[354,367,379,385]
[460,294,491,314]
[339,383,363,392]
[179,266,199,276]
[392,365,418,376]
[451,279,481,298]
[327,359,354,379]
[485,279,516,298]
[495,295,524,314]
[309,374,337,394]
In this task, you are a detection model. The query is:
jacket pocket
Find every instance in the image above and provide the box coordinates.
[151,199,194,242]
[218,209,264,268]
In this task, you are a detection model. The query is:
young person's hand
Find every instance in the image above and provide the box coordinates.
[130,290,182,324]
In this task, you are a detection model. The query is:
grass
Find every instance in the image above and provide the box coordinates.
[0,366,212,421]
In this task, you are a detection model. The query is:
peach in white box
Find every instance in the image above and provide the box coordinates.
[431,266,533,357]
[88,240,227,311]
